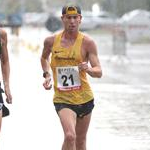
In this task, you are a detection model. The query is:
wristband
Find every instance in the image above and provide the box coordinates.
[43,71,50,78]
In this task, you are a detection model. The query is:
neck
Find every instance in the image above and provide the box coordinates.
[63,30,78,40]
[61,30,79,48]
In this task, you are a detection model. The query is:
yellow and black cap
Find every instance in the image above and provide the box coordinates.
[62,5,81,15]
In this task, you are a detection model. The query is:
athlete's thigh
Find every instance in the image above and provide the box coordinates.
[76,113,92,138]
[0,110,2,131]
[58,108,77,134]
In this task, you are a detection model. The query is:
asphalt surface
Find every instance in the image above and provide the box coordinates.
[89,33,150,150]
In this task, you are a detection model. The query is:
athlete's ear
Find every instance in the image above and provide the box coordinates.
[61,15,65,21]
[79,15,82,24]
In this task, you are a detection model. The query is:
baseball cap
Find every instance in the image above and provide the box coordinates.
[62,5,81,15]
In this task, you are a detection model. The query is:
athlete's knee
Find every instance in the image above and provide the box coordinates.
[65,131,76,143]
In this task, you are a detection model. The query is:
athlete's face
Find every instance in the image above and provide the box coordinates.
[61,14,82,32]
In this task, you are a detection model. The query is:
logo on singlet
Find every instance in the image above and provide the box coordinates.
[55,56,75,60]
[54,50,63,54]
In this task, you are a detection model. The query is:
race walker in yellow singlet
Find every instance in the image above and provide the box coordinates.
[50,31,94,104]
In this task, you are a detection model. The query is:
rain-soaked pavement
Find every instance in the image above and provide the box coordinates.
[89,33,150,150]
[1,27,150,150]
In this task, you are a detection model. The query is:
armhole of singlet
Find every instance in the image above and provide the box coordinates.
[51,32,63,53]
[76,32,84,62]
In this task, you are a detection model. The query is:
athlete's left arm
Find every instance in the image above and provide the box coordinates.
[81,37,102,78]
[1,29,12,103]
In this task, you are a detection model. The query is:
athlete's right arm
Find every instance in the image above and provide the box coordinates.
[41,36,54,90]
[41,36,54,74]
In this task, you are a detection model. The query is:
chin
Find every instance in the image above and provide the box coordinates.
[69,28,78,32]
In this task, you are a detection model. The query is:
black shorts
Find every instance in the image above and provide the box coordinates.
[54,99,94,118]
[0,84,9,117]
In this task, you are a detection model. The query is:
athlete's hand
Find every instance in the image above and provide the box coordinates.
[43,76,52,90]
[4,85,12,104]
[78,62,89,71]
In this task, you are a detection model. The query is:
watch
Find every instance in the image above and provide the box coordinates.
[43,71,50,78]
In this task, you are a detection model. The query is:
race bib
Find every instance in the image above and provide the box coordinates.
[56,66,81,91]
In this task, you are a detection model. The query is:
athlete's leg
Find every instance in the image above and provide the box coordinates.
[58,108,77,150]
[0,110,2,132]
[75,113,92,150]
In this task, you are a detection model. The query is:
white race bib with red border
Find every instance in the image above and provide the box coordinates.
[56,66,81,91]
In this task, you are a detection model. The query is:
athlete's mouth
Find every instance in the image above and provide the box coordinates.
[69,25,76,29]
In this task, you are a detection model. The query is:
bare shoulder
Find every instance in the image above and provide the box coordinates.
[44,34,55,47]
[44,30,63,44]
[82,33,97,51]
[42,33,57,56]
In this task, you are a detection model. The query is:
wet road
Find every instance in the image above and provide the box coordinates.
[89,32,150,150]
[1,27,150,150]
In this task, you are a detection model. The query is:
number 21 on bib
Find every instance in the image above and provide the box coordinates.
[56,66,81,91]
